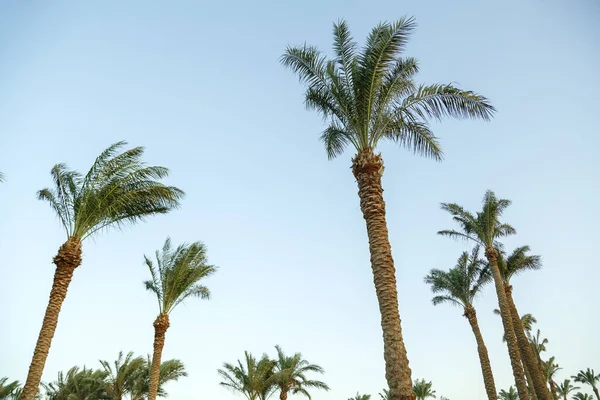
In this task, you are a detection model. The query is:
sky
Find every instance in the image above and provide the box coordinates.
[0,0,599,399]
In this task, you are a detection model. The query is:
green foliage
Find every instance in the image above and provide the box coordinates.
[498,245,542,283]
[43,366,110,400]
[498,386,518,400]
[438,191,515,249]
[556,379,580,400]
[37,141,184,240]
[573,393,594,400]
[572,369,600,390]
[0,378,20,399]
[99,351,145,399]
[378,389,390,400]
[541,356,561,383]
[413,379,436,400]
[281,18,494,160]
[424,246,491,309]
[348,393,371,400]
[272,345,329,399]
[144,237,216,315]
[218,351,277,400]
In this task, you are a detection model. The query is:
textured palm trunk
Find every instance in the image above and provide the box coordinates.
[352,149,415,400]
[548,380,557,400]
[148,313,170,400]
[280,390,288,400]
[20,236,82,400]
[485,248,529,400]
[524,362,539,400]
[464,306,498,400]
[505,284,552,400]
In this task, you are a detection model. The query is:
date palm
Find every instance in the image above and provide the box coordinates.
[572,369,600,400]
[21,141,184,400]
[413,380,436,400]
[573,393,595,400]
[218,351,277,400]
[282,18,494,400]
[144,238,216,400]
[500,387,519,400]
[128,358,187,400]
[438,191,532,400]
[43,366,110,400]
[272,345,329,400]
[99,351,145,400]
[424,246,496,399]
[557,380,579,400]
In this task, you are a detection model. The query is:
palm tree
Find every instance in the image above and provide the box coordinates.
[349,394,372,400]
[99,351,146,400]
[272,345,329,400]
[127,358,187,400]
[498,246,550,399]
[218,351,277,400]
[282,18,494,400]
[572,369,600,400]
[0,378,20,400]
[413,379,436,400]
[573,393,595,400]
[21,141,184,400]
[424,246,496,400]
[144,238,216,400]
[380,389,390,400]
[438,191,531,400]
[541,357,560,400]
[43,366,110,400]
[499,387,519,400]
[557,380,580,400]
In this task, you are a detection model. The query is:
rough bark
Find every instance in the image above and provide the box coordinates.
[352,149,415,400]
[524,361,539,400]
[280,390,288,400]
[485,248,529,400]
[148,313,170,400]
[505,284,553,400]
[20,236,82,400]
[464,306,498,400]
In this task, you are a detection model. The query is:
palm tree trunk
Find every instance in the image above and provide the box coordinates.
[523,361,538,400]
[20,236,82,400]
[464,306,498,400]
[505,284,552,400]
[280,390,288,400]
[352,149,415,400]
[549,380,557,400]
[148,313,170,400]
[485,248,529,400]
[593,388,600,400]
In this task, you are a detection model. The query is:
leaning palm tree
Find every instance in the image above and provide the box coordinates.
[572,369,600,400]
[349,394,372,400]
[272,345,329,400]
[21,141,184,400]
[282,18,494,400]
[100,351,146,400]
[218,351,277,400]
[573,393,595,400]
[556,380,579,400]
[499,387,519,400]
[413,380,436,400]
[529,329,549,370]
[498,246,550,399]
[144,238,216,400]
[0,378,20,400]
[424,246,496,400]
[438,191,532,400]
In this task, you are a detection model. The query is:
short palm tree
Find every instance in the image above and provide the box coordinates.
[127,358,187,400]
[43,366,110,400]
[380,389,390,400]
[99,351,146,400]
[438,191,533,400]
[498,246,549,398]
[0,378,20,400]
[21,141,184,400]
[424,246,496,399]
[144,238,216,400]
[499,387,519,400]
[557,380,579,400]
[218,351,277,400]
[573,393,595,400]
[572,369,600,400]
[272,345,329,400]
[413,379,436,400]
[282,18,494,400]
[349,394,372,400]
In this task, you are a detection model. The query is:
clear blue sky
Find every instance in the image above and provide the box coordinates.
[1,1,598,399]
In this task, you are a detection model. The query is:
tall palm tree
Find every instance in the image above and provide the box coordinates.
[218,351,277,400]
[438,191,531,400]
[21,141,184,400]
[349,394,372,400]
[499,387,519,400]
[572,369,600,400]
[556,380,579,400]
[144,238,216,400]
[573,393,595,400]
[0,378,20,400]
[424,246,496,399]
[413,380,436,400]
[498,246,550,399]
[99,351,146,400]
[272,345,329,400]
[282,18,494,400]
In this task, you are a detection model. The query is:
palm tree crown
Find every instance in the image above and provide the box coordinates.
[99,351,145,400]
[218,352,276,400]
[572,369,600,391]
[498,387,518,400]
[557,379,580,400]
[272,345,329,399]
[413,379,436,400]
[38,141,184,240]
[424,246,490,309]
[498,246,542,284]
[281,18,495,160]
[573,393,595,400]
[379,389,390,400]
[144,238,216,315]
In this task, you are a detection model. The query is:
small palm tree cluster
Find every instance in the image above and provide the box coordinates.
[354,379,445,400]
[0,351,186,400]
[218,346,329,400]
